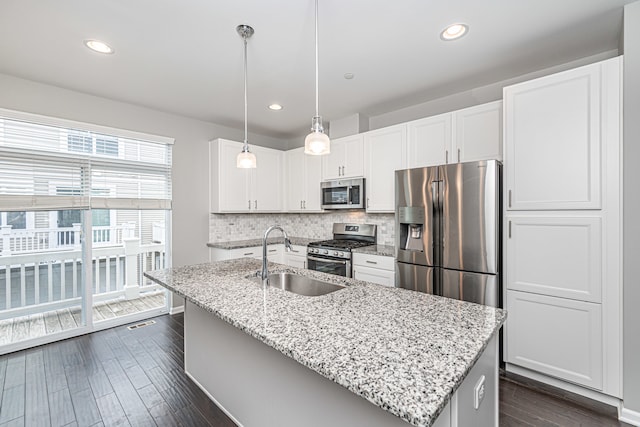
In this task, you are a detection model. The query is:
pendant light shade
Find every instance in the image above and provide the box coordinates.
[305,0,330,155]
[236,24,257,169]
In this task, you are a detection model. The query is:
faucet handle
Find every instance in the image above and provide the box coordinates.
[284,237,292,251]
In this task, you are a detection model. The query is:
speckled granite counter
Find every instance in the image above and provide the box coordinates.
[207,236,315,249]
[353,244,395,257]
[145,258,505,427]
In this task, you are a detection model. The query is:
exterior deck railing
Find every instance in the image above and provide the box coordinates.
[0,232,166,320]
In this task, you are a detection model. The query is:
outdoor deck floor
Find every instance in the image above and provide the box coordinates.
[0,291,166,347]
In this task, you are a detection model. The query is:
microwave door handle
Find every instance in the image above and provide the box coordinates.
[307,256,347,265]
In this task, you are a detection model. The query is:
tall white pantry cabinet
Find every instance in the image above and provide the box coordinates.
[503,57,622,400]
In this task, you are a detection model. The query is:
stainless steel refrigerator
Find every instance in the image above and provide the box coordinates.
[395,160,501,307]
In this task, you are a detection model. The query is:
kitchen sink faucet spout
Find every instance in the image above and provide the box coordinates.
[261,225,292,281]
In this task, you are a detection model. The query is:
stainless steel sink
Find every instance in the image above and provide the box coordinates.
[250,272,345,297]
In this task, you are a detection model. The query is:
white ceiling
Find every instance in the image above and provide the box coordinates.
[0,0,633,139]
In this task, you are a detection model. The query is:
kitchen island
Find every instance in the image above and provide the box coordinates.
[144,258,506,427]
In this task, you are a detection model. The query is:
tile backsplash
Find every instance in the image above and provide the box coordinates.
[210,211,395,246]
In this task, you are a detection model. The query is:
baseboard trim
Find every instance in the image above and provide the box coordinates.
[505,364,620,407]
[169,305,184,315]
[620,407,640,426]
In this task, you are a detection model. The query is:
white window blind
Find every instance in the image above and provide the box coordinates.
[0,110,172,212]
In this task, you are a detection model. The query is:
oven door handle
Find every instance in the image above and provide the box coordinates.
[307,256,348,265]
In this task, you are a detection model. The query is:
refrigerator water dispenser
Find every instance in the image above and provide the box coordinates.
[398,207,425,252]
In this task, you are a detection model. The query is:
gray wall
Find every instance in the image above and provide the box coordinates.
[0,72,285,308]
[623,0,640,415]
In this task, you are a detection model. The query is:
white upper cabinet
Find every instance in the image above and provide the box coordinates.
[364,124,407,212]
[407,113,452,168]
[503,60,620,210]
[454,101,502,163]
[406,101,502,168]
[321,134,364,180]
[209,139,283,213]
[285,147,323,212]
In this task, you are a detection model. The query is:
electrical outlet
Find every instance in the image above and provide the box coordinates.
[474,375,486,410]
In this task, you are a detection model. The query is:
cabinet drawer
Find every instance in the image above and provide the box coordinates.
[353,265,395,287]
[352,253,394,270]
[227,246,261,259]
[506,290,602,390]
[506,216,602,302]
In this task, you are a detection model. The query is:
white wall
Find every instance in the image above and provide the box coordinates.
[623,0,640,418]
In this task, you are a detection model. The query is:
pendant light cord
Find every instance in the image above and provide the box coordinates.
[243,35,249,148]
[314,0,319,118]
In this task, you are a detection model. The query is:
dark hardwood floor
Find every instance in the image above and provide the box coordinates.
[0,313,629,426]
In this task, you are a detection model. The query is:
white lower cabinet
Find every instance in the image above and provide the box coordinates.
[210,245,284,264]
[285,245,307,269]
[506,290,603,390]
[353,253,395,287]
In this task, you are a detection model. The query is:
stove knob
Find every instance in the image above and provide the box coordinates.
[333,251,339,256]
[311,248,318,254]
[322,250,328,255]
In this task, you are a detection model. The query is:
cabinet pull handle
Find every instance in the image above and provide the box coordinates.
[254,200,257,209]
[366,260,377,264]
[244,252,253,256]
[300,200,303,209]
[445,150,449,164]
[248,200,251,210]
[341,166,345,176]
[303,261,306,269]
[508,190,512,208]
[508,221,512,238]
[338,166,341,176]
[268,249,276,253]
[304,200,306,209]
[457,148,460,163]
[367,197,370,209]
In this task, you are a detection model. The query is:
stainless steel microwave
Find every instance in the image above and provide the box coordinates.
[321,178,365,209]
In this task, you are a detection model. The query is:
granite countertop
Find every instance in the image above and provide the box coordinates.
[353,244,395,257]
[207,236,316,249]
[144,258,506,427]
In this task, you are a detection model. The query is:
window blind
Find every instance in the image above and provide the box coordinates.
[0,109,173,212]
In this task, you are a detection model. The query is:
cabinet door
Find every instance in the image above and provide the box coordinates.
[506,290,603,390]
[286,148,306,211]
[218,140,251,212]
[504,61,607,210]
[342,134,364,178]
[322,138,347,180]
[506,215,602,302]
[353,265,395,287]
[453,101,502,162]
[364,125,407,212]
[252,146,282,212]
[406,113,452,168]
[304,154,323,211]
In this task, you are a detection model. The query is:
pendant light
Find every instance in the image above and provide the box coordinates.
[236,24,257,168]
[304,0,330,155]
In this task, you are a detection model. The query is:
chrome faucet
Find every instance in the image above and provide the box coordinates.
[260,225,292,281]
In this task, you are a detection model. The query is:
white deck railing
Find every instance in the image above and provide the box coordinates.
[0,223,138,256]
[0,237,166,320]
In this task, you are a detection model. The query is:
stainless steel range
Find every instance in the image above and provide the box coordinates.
[307,223,377,277]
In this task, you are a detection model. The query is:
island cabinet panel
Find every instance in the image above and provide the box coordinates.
[184,301,416,427]
[506,290,603,390]
[506,216,602,302]
[363,124,407,212]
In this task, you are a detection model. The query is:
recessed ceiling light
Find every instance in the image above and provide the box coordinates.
[344,73,355,80]
[84,39,115,54]
[440,23,468,41]
[268,104,283,111]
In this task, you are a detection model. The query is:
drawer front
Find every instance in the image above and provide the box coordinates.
[353,253,394,271]
[227,246,261,259]
[353,265,395,287]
